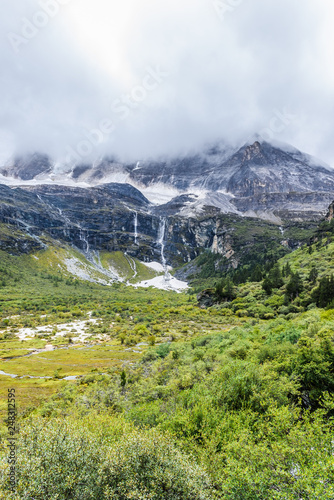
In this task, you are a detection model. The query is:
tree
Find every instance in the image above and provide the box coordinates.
[224,278,236,301]
[251,265,263,282]
[308,267,318,285]
[215,278,236,302]
[268,264,284,289]
[284,262,292,277]
[312,275,334,307]
[285,272,303,301]
[262,276,273,295]
[215,279,225,301]
[120,370,126,388]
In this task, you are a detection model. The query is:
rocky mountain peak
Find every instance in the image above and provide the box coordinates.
[1,138,334,222]
[326,200,334,221]
[2,153,52,181]
[242,141,262,162]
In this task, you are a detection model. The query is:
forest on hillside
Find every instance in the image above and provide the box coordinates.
[0,225,334,499]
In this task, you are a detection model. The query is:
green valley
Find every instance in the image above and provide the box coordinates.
[0,216,334,499]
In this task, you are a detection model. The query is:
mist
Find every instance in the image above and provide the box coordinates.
[1,0,334,164]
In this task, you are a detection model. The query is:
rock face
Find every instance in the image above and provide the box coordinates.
[215,141,334,196]
[0,182,307,269]
[326,201,334,221]
[1,153,52,181]
[2,139,334,220]
[197,289,215,308]
[232,192,334,222]
[1,138,334,271]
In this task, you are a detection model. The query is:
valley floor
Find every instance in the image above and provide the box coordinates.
[0,239,334,499]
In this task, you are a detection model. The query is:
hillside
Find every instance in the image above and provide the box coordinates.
[0,209,334,498]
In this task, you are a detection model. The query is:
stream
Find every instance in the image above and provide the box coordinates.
[0,369,78,381]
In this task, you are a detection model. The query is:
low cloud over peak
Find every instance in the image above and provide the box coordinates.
[1,0,334,164]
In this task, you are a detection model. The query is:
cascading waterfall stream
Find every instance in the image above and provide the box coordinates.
[76,231,118,283]
[57,207,73,228]
[92,250,119,281]
[134,211,138,245]
[79,229,90,254]
[35,194,117,283]
[16,219,47,249]
[124,252,138,280]
[157,217,170,281]
[36,193,73,229]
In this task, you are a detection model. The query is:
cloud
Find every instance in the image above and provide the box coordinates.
[0,0,334,164]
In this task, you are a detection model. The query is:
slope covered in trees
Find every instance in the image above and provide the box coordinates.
[1,219,334,498]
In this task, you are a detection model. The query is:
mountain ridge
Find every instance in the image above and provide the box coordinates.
[1,138,334,223]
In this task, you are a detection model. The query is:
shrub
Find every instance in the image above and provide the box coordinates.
[156,343,171,358]
[0,416,212,500]
[148,335,156,346]
[100,430,212,499]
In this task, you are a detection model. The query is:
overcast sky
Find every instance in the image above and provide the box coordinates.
[1,0,334,164]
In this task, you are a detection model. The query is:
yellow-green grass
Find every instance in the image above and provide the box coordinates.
[1,342,144,378]
[0,339,48,359]
[29,246,114,283]
[0,250,241,425]
[0,376,72,433]
[0,340,146,430]
[100,251,159,282]
[26,246,160,285]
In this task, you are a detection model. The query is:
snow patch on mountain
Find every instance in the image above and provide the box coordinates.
[2,137,334,217]
[141,261,172,272]
[134,275,189,292]
[141,183,181,204]
[177,192,241,217]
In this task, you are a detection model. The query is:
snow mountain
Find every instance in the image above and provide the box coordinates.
[1,135,334,289]
[1,138,334,221]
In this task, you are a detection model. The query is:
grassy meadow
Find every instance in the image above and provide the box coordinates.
[0,234,334,498]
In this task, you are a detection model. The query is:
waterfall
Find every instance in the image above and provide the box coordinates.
[79,229,89,253]
[36,193,72,226]
[16,219,47,249]
[124,253,138,280]
[57,207,72,227]
[279,226,285,236]
[134,211,138,245]
[157,217,170,280]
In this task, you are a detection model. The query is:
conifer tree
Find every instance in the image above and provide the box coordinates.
[285,272,303,301]
[308,267,318,285]
[251,264,263,282]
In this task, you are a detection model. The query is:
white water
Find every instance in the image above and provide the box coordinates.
[37,193,73,228]
[79,229,90,253]
[0,370,52,380]
[0,369,79,381]
[57,206,72,227]
[157,217,170,280]
[16,219,47,249]
[124,252,138,280]
[279,226,285,236]
[134,211,138,245]
[92,250,120,281]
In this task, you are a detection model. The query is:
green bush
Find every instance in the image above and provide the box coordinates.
[0,416,212,500]
[155,342,171,358]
